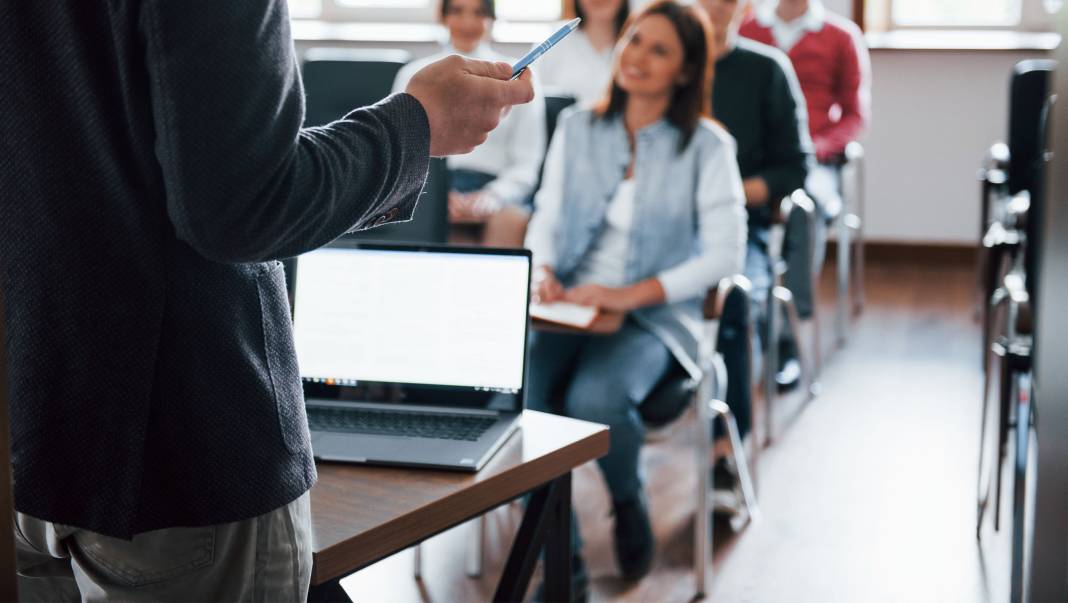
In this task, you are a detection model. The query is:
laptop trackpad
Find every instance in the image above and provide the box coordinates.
[313,432,406,463]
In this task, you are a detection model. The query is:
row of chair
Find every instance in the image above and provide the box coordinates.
[295,46,867,600]
[975,58,1053,603]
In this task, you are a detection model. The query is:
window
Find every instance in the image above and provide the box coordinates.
[891,0,1020,27]
[293,0,562,22]
[864,0,1055,31]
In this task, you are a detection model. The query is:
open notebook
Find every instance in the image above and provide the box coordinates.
[530,301,599,329]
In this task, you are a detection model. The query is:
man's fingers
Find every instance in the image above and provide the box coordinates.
[462,58,514,81]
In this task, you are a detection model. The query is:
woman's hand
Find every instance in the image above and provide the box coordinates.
[448,191,502,223]
[563,284,636,312]
[532,266,564,304]
[563,279,667,312]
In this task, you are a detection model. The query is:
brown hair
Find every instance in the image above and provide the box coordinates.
[439,0,495,21]
[594,0,715,152]
[564,0,630,38]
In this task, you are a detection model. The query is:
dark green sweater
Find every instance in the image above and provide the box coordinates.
[713,38,812,234]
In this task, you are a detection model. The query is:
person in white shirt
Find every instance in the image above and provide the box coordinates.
[392,0,546,246]
[536,0,630,106]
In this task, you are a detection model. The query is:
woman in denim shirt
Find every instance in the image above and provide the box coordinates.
[525,0,746,587]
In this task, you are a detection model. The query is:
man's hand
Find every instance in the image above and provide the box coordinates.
[406,55,535,157]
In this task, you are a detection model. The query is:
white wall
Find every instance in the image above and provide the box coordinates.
[864,48,1051,244]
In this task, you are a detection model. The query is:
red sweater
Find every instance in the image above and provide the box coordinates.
[740,12,870,161]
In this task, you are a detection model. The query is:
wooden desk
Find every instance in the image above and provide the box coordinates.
[309,410,609,602]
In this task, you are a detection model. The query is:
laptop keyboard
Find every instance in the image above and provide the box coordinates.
[307,406,496,442]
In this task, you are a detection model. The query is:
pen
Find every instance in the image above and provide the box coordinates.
[510,18,582,80]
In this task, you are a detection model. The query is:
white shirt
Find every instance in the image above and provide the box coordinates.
[571,179,635,287]
[534,29,615,107]
[392,43,546,206]
[756,0,827,53]
[526,122,747,304]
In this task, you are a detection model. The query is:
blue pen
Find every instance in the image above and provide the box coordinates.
[511,18,581,80]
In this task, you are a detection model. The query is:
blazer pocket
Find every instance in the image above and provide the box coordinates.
[257,261,310,455]
[71,526,215,587]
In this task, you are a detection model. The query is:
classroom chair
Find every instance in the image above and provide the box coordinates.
[300,47,411,128]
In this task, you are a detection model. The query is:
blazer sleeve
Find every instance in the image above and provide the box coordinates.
[141,0,430,263]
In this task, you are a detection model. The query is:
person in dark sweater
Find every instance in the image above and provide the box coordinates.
[0,1,532,600]
[700,0,813,516]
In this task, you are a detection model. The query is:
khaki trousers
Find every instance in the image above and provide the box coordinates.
[13,492,311,602]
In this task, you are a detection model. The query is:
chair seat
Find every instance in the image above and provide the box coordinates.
[639,362,697,429]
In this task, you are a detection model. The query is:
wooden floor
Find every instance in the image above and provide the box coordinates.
[340,257,1013,602]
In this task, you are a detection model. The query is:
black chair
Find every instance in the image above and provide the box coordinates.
[636,277,760,596]
[300,47,411,128]
[975,60,1054,603]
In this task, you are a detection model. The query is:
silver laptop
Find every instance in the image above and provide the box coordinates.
[291,241,531,472]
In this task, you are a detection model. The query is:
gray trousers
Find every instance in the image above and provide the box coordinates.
[13,493,311,602]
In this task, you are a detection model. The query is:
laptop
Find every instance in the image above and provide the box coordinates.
[290,241,531,472]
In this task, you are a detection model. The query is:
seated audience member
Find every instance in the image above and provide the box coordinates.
[698,0,811,512]
[525,0,746,591]
[392,0,545,246]
[740,0,871,252]
[537,0,630,106]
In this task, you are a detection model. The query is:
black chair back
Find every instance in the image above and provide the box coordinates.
[301,48,412,127]
[1007,60,1055,196]
[1027,94,1055,338]
[343,158,449,244]
[543,92,577,147]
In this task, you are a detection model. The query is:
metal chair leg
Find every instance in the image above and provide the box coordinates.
[836,212,851,347]
[764,279,781,447]
[413,544,423,580]
[711,399,760,522]
[775,286,815,402]
[466,516,485,577]
[1010,372,1032,603]
[994,341,1012,532]
[694,355,714,597]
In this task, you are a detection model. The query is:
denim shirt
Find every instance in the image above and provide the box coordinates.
[526,108,747,377]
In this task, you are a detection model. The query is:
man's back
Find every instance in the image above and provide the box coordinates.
[0,0,431,538]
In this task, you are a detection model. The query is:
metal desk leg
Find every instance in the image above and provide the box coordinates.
[493,473,573,603]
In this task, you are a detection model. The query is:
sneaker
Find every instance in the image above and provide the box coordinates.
[711,457,742,518]
[775,358,802,392]
[531,552,589,603]
[612,493,654,580]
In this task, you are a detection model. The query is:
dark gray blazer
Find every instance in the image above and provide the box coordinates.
[0,0,430,538]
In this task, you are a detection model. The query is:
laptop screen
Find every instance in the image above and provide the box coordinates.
[291,243,531,412]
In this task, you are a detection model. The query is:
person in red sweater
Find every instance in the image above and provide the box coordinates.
[740,0,870,167]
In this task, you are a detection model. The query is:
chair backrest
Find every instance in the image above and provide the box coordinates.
[543,92,577,148]
[301,47,412,127]
[1007,60,1055,196]
[639,277,752,428]
[1027,94,1055,336]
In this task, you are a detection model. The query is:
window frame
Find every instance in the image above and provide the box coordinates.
[862,0,1056,32]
